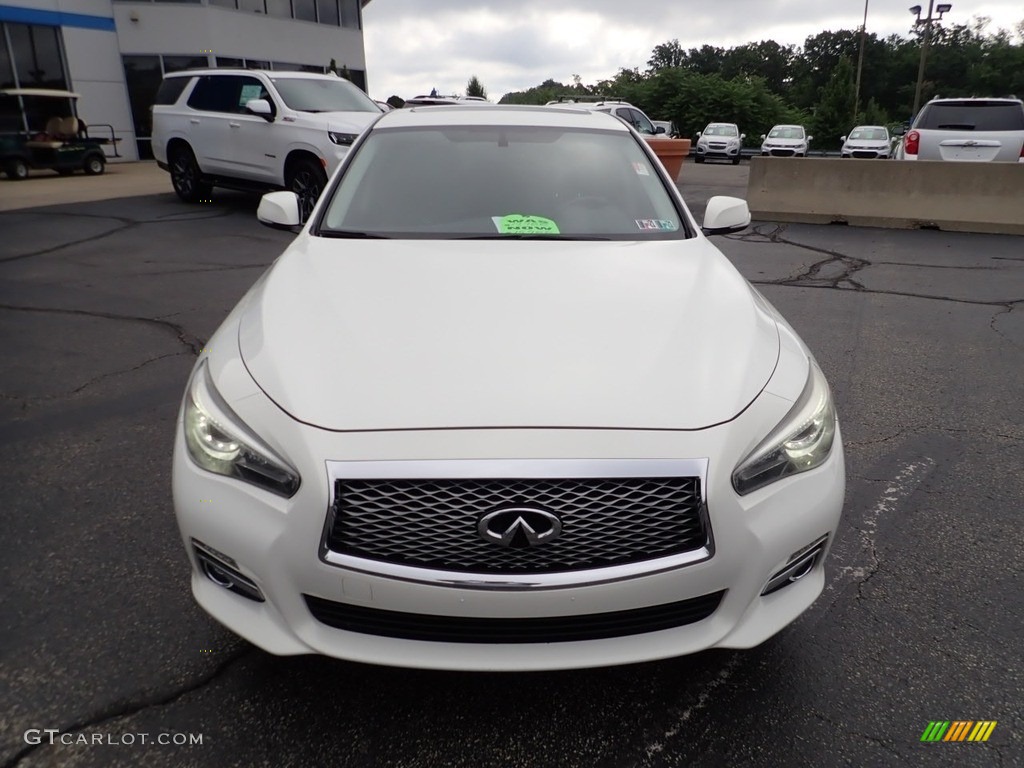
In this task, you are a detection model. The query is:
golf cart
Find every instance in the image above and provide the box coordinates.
[0,88,122,180]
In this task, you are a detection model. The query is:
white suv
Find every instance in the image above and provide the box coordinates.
[694,123,744,164]
[152,69,381,218]
[894,97,1024,162]
[547,99,666,138]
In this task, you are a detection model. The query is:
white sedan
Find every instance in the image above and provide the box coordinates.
[172,105,845,671]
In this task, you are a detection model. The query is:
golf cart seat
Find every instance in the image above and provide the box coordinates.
[24,116,77,148]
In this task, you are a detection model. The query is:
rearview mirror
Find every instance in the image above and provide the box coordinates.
[258,191,302,232]
[702,196,750,236]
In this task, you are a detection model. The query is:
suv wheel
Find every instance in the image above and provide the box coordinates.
[694,155,704,164]
[731,155,741,165]
[5,158,29,180]
[170,146,211,203]
[287,158,328,222]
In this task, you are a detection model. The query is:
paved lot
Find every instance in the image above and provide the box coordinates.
[0,164,1021,768]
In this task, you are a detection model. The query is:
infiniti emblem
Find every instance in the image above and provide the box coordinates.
[477,507,562,549]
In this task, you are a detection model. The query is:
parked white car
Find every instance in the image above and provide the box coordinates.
[761,125,811,157]
[173,105,845,671]
[840,125,892,158]
[549,100,665,138]
[151,69,381,219]
[893,97,1024,162]
[695,123,745,164]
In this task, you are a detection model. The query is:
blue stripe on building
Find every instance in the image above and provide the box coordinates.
[0,5,116,31]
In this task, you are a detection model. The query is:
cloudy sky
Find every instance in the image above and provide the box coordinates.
[361,0,1023,101]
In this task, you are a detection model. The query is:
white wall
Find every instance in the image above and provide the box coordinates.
[111,4,366,70]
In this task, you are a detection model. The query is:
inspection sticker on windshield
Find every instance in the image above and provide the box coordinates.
[635,219,677,231]
[493,214,560,235]
[632,162,650,176]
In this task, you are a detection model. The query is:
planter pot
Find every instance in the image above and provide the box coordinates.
[645,137,691,181]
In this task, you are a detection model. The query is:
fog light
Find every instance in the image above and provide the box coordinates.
[192,539,265,602]
[761,535,828,596]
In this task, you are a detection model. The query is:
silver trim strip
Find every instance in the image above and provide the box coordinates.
[320,458,713,591]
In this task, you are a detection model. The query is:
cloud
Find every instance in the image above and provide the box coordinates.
[362,0,1024,99]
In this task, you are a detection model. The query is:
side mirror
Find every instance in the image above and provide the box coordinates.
[840,135,847,142]
[739,133,746,140]
[655,125,666,134]
[702,196,750,236]
[760,134,766,140]
[893,124,907,137]
[257,191,302,232]
[807,135,814,142]
[246,99,274,122]
[696,131,702,138]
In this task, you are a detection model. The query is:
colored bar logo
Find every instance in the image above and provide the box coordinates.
[921,721,997,742]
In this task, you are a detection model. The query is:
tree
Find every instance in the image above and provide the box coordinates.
[466,75,487,100]
[647,39,686,72]
[811,57,856,149]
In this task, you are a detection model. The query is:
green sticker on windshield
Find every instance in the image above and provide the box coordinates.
[493,214,560,235]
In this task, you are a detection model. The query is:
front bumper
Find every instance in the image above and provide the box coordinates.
[696,144,741,159]
[172,375,845,670]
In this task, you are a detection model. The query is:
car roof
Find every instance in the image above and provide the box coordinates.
[1,87,80,99]
[850,125,887,130]
[926,97,1023,106]
[162,69,343,81]
[374,105,631,131]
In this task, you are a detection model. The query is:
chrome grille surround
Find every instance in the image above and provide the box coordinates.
[320,459,712,590]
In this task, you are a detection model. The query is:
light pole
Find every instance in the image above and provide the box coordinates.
[910,1,951,118]
[853,0,869,124]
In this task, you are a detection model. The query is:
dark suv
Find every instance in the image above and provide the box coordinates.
[895,97,1024,162]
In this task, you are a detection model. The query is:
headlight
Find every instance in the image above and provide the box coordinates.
[732,360,837,496]
[328,131,357,146]
[183,360,300,497]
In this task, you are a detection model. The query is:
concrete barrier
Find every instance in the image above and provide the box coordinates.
[746,157,1024,235]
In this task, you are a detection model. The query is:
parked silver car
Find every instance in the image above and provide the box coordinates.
[695,123,744,164]
[760,125,811,157]
[840,126,891,159]
[894,97,1024,162]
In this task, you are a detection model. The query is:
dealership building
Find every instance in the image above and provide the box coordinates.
[0,0,371,159]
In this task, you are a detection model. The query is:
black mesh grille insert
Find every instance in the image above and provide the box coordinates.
[304,591,725,643]
[326,476,706,574]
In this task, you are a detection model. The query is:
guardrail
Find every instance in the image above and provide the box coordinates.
[745,157,1024,235]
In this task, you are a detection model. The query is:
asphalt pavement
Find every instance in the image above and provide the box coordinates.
[0,163,1021,768]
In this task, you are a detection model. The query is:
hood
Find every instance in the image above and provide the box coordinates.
[295,110,377,133]
[764,137,806,146]
[238,238,780,431]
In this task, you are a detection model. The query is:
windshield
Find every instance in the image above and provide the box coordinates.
[319,125,687,240]
[704,125,738,137]
[768,126,805,139]
[269,78,380,113]
[849,127,887,140]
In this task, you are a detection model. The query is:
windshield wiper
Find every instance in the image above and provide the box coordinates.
[455,234,612,241]
[318,229,390,239]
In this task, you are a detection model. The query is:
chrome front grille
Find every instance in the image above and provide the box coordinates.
[325,475,707,574]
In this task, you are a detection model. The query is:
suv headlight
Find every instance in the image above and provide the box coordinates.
[732,361,837,496]
[183,360,300,497]
[328,131,358,146]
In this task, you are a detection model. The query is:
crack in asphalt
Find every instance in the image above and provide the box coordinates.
[732,224,1024,311]
[124,263,269,277]
[989,304,1020,348]
[0,208,235,264]
[1,647,252,768]
[807,709,910,764]
[0,351,188,402]
[0,304,204,356]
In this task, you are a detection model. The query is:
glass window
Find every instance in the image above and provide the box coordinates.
[321,126,686,240]
[269,76,377,112]
[265,0,291,18]
[630,108,656,136]
[216,57,244,68]
[8,23,67,90]
[246,59,270,70]
[271,62,304,71]
[154,75,190,105]
[209,0,237,7]
[339,0,360,28]
[300,65,326,74]
[0,26,17,90]
[187,74,241,112]
[162,55,209,73]
[237,0,266,14]
[316,0,338,25]
[917,102,1024,131]
[292,0,316,22]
